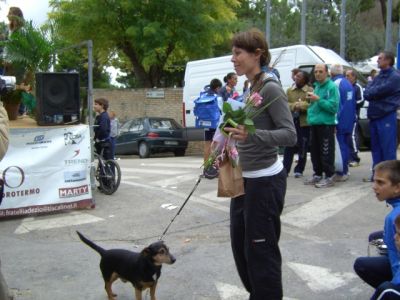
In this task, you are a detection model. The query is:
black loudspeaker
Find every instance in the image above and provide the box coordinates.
[35,72,80,126]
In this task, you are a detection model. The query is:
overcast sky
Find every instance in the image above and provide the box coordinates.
[0,0,49,26]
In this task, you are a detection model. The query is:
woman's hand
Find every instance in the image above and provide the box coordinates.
[224,125,248,142]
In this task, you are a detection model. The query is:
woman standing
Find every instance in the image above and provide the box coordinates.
[224,29,296,299]
[219,72,238,101]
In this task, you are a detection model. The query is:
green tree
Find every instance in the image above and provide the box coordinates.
[346,0,384,61]
[48,0,239,88]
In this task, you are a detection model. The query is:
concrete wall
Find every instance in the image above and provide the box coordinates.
[92,88,203,155]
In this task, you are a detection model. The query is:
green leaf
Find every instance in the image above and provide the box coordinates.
[230,107,244,118]
[246,125,256,134]
[222,101,233,114]
[244,118,254,126]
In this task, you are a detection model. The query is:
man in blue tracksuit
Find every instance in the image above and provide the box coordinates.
[331,64,356,182]
[346,69,364,166]
[364,51,400,181]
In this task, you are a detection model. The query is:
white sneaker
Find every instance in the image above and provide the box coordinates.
[315,177,335,188]
[304,175,322,185]
[333,174,349,182]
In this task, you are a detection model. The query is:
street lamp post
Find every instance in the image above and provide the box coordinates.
[301,0,306,44]
[385,0,393,51]
[340,0,346,58]
[265,0,271,46]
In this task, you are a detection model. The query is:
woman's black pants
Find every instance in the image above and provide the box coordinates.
[230,169,286,300]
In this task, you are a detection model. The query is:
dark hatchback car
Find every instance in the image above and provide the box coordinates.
[115,117,188,158]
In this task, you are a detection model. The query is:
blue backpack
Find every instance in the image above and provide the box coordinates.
[193,88,221,129]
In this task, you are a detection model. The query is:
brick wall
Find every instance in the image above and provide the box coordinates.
[93,87,184,124]
[92,88,203,155]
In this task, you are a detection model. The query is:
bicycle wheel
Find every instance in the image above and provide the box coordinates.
[99,160,121,195]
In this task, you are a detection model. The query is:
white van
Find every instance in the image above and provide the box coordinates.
[183,44,351,128]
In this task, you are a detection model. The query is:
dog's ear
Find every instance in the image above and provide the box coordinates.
[141,247,151,256]
[142,241,166,256]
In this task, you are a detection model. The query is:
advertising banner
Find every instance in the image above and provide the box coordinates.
[0,124,94,218]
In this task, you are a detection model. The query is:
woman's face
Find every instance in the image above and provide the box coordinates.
[231,46,260,79]
[227,75,238,87]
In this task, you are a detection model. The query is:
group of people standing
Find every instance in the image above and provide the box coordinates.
[283,50,400,191]
[280,50,400,299]
[283,63,354,188]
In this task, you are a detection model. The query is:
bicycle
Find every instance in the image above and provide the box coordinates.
[94,149,121,195]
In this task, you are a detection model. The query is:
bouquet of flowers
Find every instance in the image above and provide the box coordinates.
[204,92,281,171]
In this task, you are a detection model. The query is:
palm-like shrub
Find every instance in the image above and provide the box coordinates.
[1,20,54,105]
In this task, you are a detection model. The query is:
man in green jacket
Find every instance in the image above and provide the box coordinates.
[304,64,339,188]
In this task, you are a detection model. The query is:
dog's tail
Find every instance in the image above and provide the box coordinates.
[76,231,105,256]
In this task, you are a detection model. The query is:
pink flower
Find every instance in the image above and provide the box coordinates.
[229,146,239,159]
[232,91,240,99]
[248,92,263,107]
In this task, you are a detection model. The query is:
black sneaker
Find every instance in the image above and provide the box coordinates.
[203,166,219,179]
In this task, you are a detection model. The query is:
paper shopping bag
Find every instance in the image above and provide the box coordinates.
[217,157,245,198]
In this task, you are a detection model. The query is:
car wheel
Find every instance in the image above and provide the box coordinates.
[174,149,186,157]
[139,142,150,158]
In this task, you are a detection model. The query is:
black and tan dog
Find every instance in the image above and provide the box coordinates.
[76,231,176,300]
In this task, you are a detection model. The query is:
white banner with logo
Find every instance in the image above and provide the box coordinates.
[0,124,94,218]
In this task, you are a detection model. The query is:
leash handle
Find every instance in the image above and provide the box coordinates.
[159,175,202,240]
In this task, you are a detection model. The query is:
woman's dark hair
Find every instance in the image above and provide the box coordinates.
[210,78,222,91]
[381,51,395,66]
[94,98,109,111]
[231,28,271,67]
[223,72,236,83]
[8,7,24,32]
[291,68,300,75]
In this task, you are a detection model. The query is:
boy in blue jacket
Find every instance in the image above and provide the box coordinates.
[354,160,400,299]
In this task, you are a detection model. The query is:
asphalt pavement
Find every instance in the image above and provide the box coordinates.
[0,150,391,299]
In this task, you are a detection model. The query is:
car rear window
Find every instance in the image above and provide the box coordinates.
[149,119,180,130]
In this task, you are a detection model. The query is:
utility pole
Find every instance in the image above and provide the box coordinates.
[385,0,393,51]
[301,0,306,44]
[340,0,346,58]
[265,0,271,46]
